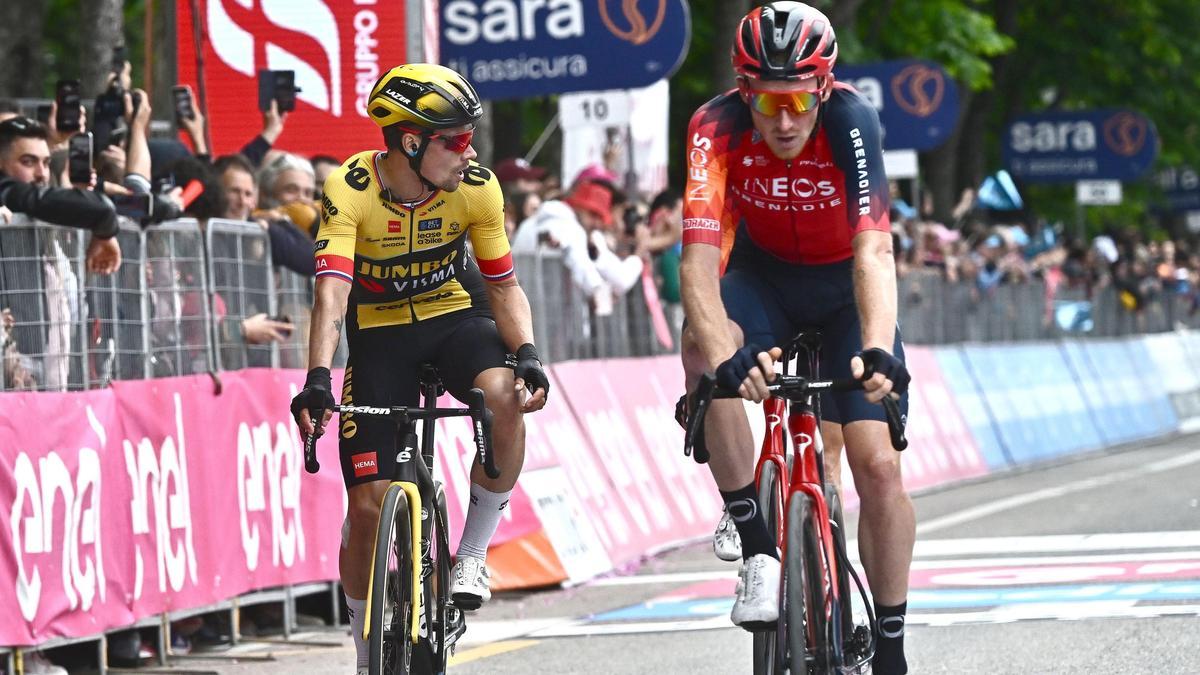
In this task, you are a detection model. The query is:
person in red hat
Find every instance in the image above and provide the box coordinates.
[512,180,643,314]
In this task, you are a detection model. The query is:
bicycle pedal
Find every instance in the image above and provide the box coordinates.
[444,606,467,646]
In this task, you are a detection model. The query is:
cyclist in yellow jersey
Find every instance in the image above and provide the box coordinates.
[289,63,549,675]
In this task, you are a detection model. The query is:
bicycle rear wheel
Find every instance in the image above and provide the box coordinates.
[785,493,833,675]
[826,486,854,658]
[752,461,784,675]
[368,484,414,675]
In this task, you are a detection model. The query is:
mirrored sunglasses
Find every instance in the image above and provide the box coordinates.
[747,89,821,117]
[430,129,474,154]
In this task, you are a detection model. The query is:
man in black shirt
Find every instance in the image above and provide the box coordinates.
[0,117,121,274]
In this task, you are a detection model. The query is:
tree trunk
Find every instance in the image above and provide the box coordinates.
[80,0,127,97]
[149,0,178,119]
[825,0,869,33]
[920,87,972,224]
[712,0,751,92]
[0,0,49,98]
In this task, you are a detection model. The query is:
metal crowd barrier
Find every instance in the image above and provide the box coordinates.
[207,219,278,370]
[896,268,1200,344]
[515,250,676,363]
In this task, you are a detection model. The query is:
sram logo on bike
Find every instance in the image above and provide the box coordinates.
[351,451,378,477]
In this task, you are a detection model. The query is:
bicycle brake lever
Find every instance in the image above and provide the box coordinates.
[303,429,320,473]
[466,388,500,479]
[881,396,908,451]
[684,374,716,464]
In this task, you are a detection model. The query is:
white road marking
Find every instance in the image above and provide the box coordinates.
[916,448,1200,535]
[911,531,1200,557]
[589,571,735,587]
[908,603,1200,626]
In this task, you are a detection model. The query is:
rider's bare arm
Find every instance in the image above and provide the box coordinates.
[680,243,738,371]
[485,278,536,353]
[307,276,350,371]
[851,229,898,353]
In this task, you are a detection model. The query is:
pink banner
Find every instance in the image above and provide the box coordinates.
[547,358,724,568]
[840,346,988,508]
[0,370,345,646]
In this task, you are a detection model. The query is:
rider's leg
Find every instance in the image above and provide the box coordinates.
[456,366,524,560]
[436,317,526,608]
[682,321,774,560]
[823,301,913,675]
[341,480,390,669]
[820,419,845,495]
[843,419,914,675]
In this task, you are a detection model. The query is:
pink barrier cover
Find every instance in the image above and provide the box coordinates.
[830,347,990,510]
[547,358,724,569]
[0,369,548,646]
[0,370,345,645]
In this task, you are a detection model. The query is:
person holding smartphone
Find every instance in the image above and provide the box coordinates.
[0,117,121,274]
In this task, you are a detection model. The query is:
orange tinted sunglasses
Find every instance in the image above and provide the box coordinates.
[745,88,821,116]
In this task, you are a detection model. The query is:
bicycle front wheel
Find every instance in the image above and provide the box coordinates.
[753,460,784,675]
[368,483,414,675]
[410,484,452,674]
[785,493,833,675]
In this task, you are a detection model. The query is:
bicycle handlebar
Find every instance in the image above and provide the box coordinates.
[682,373,908,462]
[302,387,499,479]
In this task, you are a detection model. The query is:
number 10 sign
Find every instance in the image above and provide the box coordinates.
[559,90,632,130]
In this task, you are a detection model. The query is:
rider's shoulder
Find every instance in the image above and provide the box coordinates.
[458,161,502,198]
[324,150,378,197]
[689,90,747,128]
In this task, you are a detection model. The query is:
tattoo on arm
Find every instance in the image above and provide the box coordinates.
[332,318,343,334]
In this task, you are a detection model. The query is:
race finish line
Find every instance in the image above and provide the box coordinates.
[476,531,1200,638]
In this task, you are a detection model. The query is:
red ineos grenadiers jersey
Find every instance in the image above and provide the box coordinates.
[683,83,891,269]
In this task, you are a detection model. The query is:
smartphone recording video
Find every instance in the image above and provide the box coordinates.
[67,133,93,185]
[55,80,82,133]
[172,85,196,123]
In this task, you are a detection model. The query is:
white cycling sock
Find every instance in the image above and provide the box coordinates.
[455,483,511,561]
[345,594,368,669]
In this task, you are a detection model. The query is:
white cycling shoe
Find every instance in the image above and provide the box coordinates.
[730,553,781,630]
[451,556,492,611]
[713,508,742,562]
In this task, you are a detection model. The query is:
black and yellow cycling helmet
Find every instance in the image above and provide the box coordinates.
[368,63,482,132]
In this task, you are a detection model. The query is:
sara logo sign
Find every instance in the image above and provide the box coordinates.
[440,0,692,100]
[1002,108,1159,183]
[177,0,408,158]
[1158,166,1200,212]
[835,59,960,151]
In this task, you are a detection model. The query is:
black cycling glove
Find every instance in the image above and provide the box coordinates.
[290,367,336,436]
[514,343,550,398]
[715,343,767,392]
[854,348,911,396]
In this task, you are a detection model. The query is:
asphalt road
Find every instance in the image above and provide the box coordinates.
[152,433,1200,674]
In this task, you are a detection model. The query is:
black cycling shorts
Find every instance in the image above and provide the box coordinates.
[719,228,908,426]
[337,312,510,487]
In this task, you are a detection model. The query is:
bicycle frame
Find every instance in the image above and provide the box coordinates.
[302,375,495,655]
[753,335,847,664]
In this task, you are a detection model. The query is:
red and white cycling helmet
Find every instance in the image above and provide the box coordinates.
[731,1,838,82]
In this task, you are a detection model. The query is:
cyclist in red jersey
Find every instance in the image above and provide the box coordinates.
[680,4,913,673]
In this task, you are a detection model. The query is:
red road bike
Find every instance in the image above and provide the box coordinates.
[684,331,906,674]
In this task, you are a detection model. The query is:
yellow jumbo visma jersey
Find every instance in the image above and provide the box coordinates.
[315,150,514,330]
